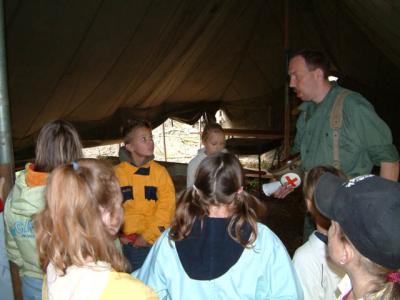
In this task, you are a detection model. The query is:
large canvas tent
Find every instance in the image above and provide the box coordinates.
[5,0,400,161]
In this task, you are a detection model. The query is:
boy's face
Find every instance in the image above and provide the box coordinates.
[125,127,154,160]
[203,131,225,155]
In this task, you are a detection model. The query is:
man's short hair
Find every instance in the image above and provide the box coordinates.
[292,49,331,79]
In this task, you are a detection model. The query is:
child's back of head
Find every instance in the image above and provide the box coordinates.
[34,120,83,173]
[171,151,259,247]
[303,165,346,231]
[36,159,128,274]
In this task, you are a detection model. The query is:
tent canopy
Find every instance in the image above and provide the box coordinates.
[6,0,400,160]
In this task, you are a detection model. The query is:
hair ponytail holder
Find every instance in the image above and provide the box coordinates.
[237,186,244,195]
[386,272,400,283]
[71,161,79,171]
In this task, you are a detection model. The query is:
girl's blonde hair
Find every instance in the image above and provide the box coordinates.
[35,159,129,274]
[336,224,400,300]
[169,151,258,247]
[35,120,83,172]
[201,122,224,141]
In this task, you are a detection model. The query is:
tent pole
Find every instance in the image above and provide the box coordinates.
[0,0,21,299]
[199,116,202,148]
[162,122,167,161]
[283,0,290,159]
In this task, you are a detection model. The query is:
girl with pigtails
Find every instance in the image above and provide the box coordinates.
[136,151,303,300]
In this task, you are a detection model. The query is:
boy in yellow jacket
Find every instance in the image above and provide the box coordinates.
[115,120,175,271]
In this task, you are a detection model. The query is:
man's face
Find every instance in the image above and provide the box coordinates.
[288,56,319,101]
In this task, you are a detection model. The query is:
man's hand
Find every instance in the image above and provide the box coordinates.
[133,235,151,248]
[380,161,399,182]
[273,183,294,199]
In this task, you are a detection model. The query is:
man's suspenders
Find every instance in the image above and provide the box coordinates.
[330,89,351,169]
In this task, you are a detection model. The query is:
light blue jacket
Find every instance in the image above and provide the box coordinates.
[134,223,303,300]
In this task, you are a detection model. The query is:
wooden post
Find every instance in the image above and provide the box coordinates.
[162,122,167,162]
[283,0,291,159]
[199,117,202,148]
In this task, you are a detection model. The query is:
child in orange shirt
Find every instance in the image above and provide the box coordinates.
[115,120,175,271]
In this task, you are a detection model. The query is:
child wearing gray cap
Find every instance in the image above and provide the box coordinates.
[292,166,346,300]
[314,173,400,300]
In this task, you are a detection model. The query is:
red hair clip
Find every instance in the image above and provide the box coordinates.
[386,272,400,283]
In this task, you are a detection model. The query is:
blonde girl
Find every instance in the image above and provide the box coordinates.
[186,122,225,187]
[314,173,400,300]
[35,159,157,300]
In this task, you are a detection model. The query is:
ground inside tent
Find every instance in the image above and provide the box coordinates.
[257,189,304,256]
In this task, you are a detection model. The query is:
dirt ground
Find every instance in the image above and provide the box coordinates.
[256,188,305,257]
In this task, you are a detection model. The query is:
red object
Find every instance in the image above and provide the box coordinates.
[121,233,138,244]
[284,175,299,187]
[0,198,4,213]
[387,271,400,283]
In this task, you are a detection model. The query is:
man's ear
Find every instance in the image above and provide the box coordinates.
[314,68,324,80]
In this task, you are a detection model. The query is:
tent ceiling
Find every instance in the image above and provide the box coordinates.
[5,0,400,160]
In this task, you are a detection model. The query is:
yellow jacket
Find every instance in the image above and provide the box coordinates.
[114,161,175,244]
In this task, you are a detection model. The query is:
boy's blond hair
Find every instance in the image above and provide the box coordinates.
[35,159,129,274]
[201,122,224,142]
[122,119,152,145]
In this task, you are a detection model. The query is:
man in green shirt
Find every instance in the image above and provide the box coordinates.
[275,49,399,237]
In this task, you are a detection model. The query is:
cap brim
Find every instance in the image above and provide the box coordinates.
[314,173,346,221]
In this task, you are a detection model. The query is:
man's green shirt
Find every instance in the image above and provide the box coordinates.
[292,84,399,178]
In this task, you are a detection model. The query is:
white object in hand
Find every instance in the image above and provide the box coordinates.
[262,173,302,197]
[262,181,282,196]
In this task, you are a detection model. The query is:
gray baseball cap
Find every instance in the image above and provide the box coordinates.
[315,173,400,270]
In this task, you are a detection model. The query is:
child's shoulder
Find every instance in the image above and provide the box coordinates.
[188,149,207,166]
[293,232,326,263]
[102,271,158,299]
[114,161,131,172]
[149,160,170,174]
[254,223,290,252]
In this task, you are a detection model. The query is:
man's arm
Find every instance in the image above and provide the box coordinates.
[380,161,399,181]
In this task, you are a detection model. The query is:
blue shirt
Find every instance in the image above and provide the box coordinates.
[134,223,303,300]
